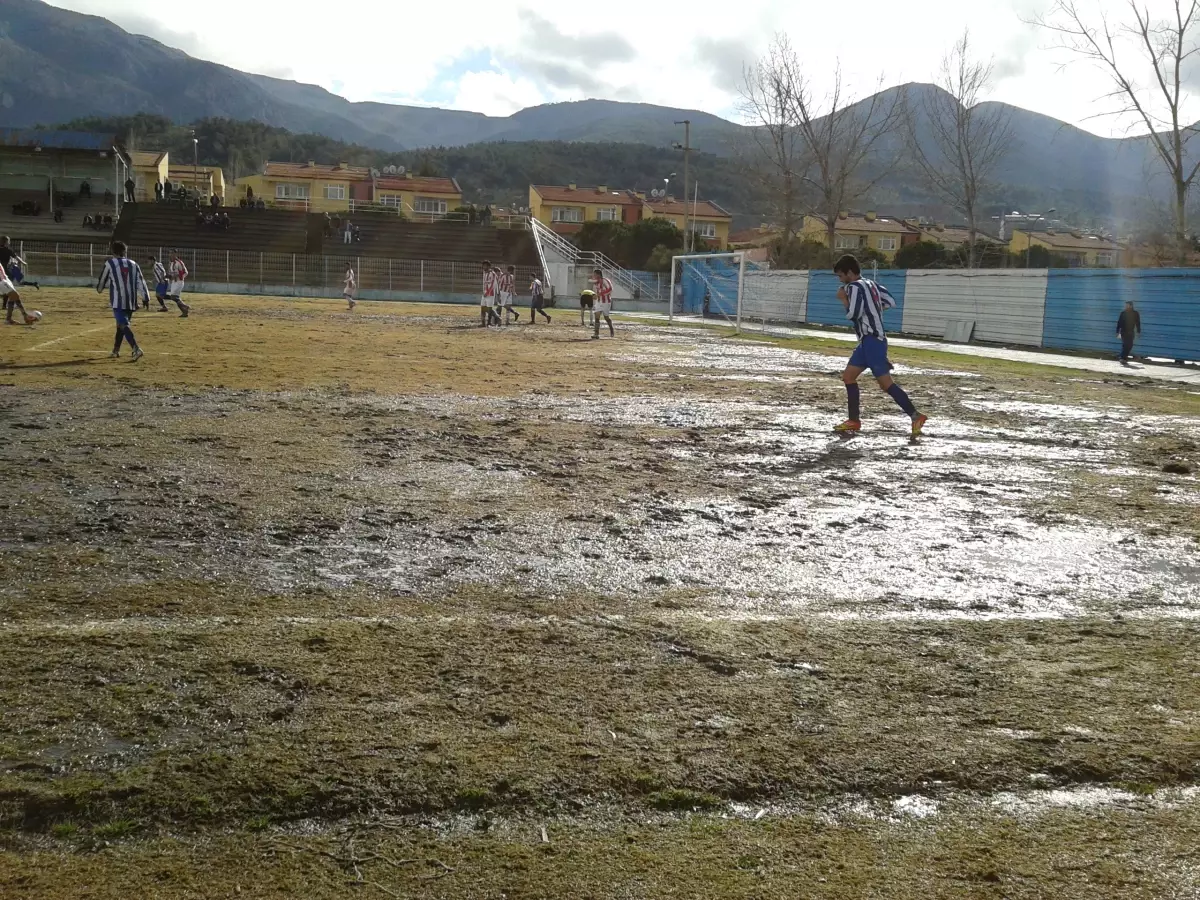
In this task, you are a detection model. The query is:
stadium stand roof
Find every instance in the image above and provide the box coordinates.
[0,128,120,151]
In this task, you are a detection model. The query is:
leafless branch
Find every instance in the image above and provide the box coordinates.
[1030,0,1200,263]
[902,31,1014,267]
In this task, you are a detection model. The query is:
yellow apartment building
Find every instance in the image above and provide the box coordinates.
[235,161,372,212]
[1010,229,1125,267]
[129,150,168,201]
[529,184,645,235]
[373,174,463,216]
[641,196,732,249]
[800,212,920,262]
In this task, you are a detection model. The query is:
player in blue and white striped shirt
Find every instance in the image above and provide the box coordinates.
[833,254,926,437]
[97,241,149,361]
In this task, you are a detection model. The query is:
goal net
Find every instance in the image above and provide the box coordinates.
[670,253,809,334]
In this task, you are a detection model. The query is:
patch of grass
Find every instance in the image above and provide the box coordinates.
[48,823,78,839]
[90,819,139,840]
[648,789,724,812]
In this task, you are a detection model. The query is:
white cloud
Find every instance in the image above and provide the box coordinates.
[452,71,547,117]
[40,0,1198,137]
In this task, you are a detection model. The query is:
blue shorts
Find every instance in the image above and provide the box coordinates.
[848,336,893,378]
[155,283,168,300]
[112,308,134,328]
[6,265,23,284]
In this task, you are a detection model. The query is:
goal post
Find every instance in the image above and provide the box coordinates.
[671,251,811,336]
[669,251,749,332]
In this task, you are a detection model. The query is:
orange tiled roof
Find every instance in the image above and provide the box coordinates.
[644,197,731,219]
[265,161,371,181]
[729,225,781,245]
[825,214,919,235]
[131,150,166,167]
[1027,230,1124,252]
[375,175,461,195]
[534,184,641,205]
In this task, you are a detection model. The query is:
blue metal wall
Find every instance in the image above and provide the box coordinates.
[805,270,907,333]
[1043,269,1200,362]
[681,258,748,317]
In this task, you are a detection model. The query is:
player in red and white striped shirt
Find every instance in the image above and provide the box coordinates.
[501,265,521,325]
[480,260,500,327]
[590,268,614,340]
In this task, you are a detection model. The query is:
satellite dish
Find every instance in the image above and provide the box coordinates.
[397,165,406,175]
[369,168,380,177]
[385,165,395,174]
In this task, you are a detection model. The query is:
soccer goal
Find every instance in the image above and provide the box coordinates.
[669,252,810,334]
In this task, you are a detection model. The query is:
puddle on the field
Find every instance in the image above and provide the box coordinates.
[4,353,1200,622]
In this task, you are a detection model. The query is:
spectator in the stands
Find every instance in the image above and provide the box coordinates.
[102,214,113,229]
[154,180,164,202]
[195,209,206,227]
[210,193,220,209]
[164,178,173,199]
[343,220,354,245]
[257,197,266,209]
[82,214,94,228]
[53,208,63,224]
[324,212,334,237]
[219,211,231,230]
[239,196,247,209]
[246,185,255,202]
[124,177,136,203]
[103,189,114,206]
[80,180,92,199]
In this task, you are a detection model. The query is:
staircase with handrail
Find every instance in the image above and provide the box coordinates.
[526,216,662,301]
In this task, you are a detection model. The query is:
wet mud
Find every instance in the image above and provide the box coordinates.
[1,294,1198,898]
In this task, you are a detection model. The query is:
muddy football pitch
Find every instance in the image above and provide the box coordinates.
[1,291,1199,899]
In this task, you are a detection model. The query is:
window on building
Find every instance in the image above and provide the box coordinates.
[690,222,718,239]
[552,206,584,223]
[324,184,346,200]
[414,197,447,215]
[275,183,309,200]
[1096,251,1114,267]
[877,237,897,252]
[834,234,860,250]
[596,207,619,222]
[379,195,403,208]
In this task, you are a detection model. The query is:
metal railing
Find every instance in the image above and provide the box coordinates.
[16,239,542,297]
[527,216,663,300]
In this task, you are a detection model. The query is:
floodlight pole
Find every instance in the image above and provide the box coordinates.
[674,119,691,252]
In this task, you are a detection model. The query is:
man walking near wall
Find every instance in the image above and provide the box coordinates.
[1116,301,1142,364]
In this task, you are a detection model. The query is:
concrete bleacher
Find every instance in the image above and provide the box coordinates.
[0,189,118,243]
[317,215,540,266]
[113,202,310,254]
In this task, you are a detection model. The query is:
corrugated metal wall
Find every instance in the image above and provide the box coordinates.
[902,270,1048,346]
[1043,269,1200,361]
[805,270,907,332]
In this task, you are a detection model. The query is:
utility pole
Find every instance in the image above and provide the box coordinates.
[674,119,691,252]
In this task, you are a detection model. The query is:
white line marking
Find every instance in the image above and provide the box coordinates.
[26,326,106,351]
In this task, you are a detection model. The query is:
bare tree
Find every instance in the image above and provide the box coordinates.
[903,32,1014,268]
[738,35,804,248]
[740,35,903,261]
[1033,0,1200,265]
[790,69,904,253]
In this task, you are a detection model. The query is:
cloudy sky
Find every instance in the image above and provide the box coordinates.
[43,0,1200,137]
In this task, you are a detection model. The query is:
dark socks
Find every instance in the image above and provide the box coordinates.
[845,383,861,420]
[113,328,124,353]
[887,383,917,418]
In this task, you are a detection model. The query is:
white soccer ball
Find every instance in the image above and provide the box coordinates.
[26,310,42,323]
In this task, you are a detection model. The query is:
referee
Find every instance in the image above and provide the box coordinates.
[97,241,149,361]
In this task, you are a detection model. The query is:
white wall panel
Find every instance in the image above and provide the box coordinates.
[901,270,1048,347]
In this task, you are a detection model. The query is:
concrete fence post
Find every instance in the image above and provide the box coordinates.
[420,260,424,292]
[292,254,296,288]
[225,250,230,284]
[55,243,59,276]
[450,261,455,293]
[89,245,93,278]
[259,253,263,288]
[388,259,392,291]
